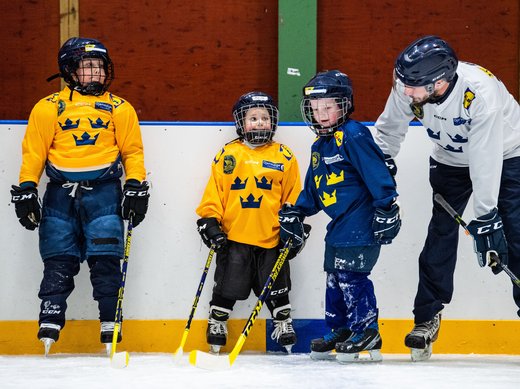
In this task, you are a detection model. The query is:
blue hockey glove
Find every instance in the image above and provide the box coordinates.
[278,204,305,247]
[373,201,401,244]
[196,217,228,253]
[466,208,508,275]
[280,223,312,259]
[122,179,150,227]
[11,183,41,230]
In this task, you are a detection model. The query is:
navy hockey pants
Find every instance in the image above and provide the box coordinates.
[413,157,520,323]
[37,179,124,328]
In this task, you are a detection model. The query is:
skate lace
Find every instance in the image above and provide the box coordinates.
[208,317,228,335]
[101,322,115,333]
[270,318,295,341]
[409,316,440,338]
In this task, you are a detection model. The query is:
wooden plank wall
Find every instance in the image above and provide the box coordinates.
[1,1,518,121]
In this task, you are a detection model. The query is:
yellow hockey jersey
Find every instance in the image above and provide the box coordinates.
[197,139,302,249]
[19,87,146,184]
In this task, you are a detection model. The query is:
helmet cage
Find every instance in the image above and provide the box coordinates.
[300,96,351,136]
[233,93,279,145]
[58,38,114,95]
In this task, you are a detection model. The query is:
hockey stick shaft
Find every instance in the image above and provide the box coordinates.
[434,194,520,288]
[189,240,292,369]
[110,215,134,359]
[176,246,216,352]
[228,240,292,365]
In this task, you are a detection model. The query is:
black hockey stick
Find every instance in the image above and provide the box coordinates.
[434,194,520,288]
[189,240,292,370]
[173,245,216,361]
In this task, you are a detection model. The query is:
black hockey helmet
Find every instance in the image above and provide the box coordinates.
[56,37,114,95]
[301,70,354,136]
[232,91,279,145]
[394,35,458,88]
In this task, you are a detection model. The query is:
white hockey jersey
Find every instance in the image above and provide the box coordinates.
[374,61,520,218]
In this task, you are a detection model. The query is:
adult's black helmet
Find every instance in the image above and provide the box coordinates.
[57,37,114,95]
[301,70,354,136]
[394,35,458,87]
[232,91,279,145]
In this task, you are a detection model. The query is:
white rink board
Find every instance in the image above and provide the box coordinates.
[0,122,517,321]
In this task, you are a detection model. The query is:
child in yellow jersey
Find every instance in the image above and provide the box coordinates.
[196,91,308,353]
[10,37,149,355]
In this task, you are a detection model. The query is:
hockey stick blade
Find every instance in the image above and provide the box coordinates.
[188,349,232,370]
[110,351,129,369]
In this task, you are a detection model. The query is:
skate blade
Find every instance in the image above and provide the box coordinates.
[41,338,55,357]
[110,351,130,369]
[209,345,222,355]
[105,343,112,357]
[411,345,432,362]
[310,350,336,361]
[337,349,383,363]
[284,344,293,354]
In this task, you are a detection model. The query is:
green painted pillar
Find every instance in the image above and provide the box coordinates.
[278,0,317,122]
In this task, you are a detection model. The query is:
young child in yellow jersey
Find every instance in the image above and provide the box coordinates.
[10,37,149,354]
[196,91,307,353]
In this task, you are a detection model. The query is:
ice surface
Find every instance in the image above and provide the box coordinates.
[0,353,518,389]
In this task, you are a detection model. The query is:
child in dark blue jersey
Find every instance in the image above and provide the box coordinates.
[278,70,401,362]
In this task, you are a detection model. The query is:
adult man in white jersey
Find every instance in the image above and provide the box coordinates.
[374,35,520,361]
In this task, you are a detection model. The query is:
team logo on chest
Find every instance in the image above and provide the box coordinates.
[410,104,424,119]
[312,152,320,170]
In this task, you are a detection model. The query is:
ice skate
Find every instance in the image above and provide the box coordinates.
[37,323,61,357]
[271,305,297,353]
[335,326,383,363]
[100,321,122,356]
[404,311,442,362]
[310,327,351,360]
[206,306,230,354]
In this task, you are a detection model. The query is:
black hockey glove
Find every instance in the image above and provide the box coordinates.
[196,217,228,252]
[122,179,150,227]
[11,183,41,230]
[373,201,401,244]
[466,208,508,275]
[383,154,397,177]
[280,223,312,260]
[278,204,305,247]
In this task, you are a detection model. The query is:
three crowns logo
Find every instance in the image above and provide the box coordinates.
[88,118,110,129]
[231,177,248,190]
[59,118,80,130]
[326,171,344,185]
[255,176,272,190]
[314,175,323,189]
[240,194,262,208]
[73,132,99,146]
[320,190,337,207]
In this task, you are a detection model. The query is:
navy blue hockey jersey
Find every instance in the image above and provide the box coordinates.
[294,120,398,247]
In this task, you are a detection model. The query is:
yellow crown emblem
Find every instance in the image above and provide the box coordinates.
[326,171,344,185]
[314,174,323,189]
[320,190,337,207]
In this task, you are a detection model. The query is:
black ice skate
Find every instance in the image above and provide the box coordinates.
[270,305,297,353]
[100,321,122,356]
[310,327,351,360]
[206,306,230,354]
[37,323,61,356]
[404,311,442,362]
[335,326,383,363]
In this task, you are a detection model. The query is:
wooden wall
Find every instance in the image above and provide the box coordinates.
[1,1,518,121]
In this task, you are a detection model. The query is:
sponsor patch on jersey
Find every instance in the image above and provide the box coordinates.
[57,100,66,116]
[312,152,320,170]
[463,88,475,110]
[323,154,344,165]
[223,155,236,174]
[95,102,113,113]
[410,103,424,119]
[262,160,284,172]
